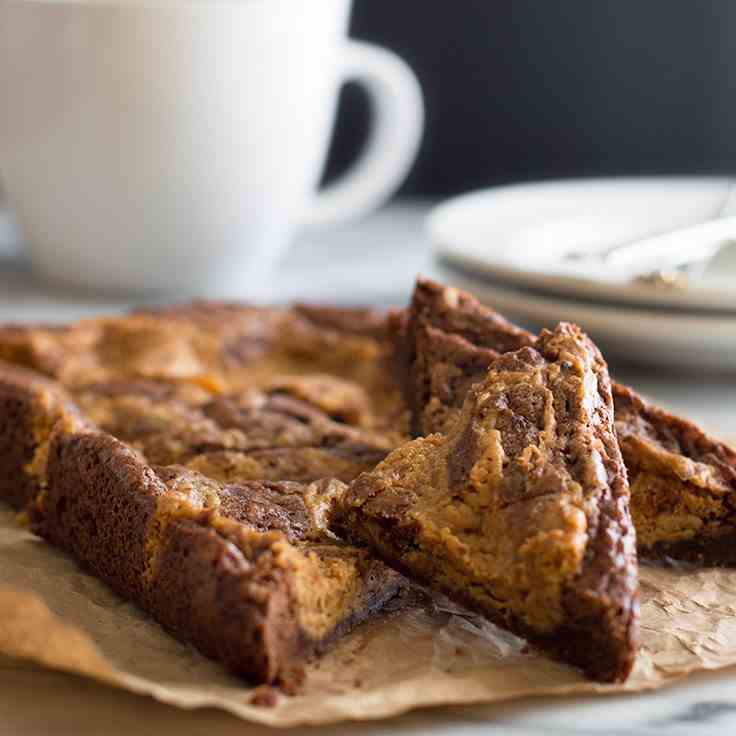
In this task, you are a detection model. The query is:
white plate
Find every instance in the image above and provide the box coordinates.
[436,264,736,371]
[429,177,736,314]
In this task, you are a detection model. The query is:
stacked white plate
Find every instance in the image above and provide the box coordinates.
[429,177,736,371]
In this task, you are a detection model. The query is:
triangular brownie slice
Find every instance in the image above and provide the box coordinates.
[397,278,736,564]
[332,324,639,682]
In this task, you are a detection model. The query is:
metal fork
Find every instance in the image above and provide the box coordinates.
[566,181,734,288]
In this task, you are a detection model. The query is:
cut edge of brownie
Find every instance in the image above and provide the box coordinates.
[412,324,500,437]
[0,361,86,511]
[537,326,639,684]
[394,277,533,436]
[614,384,736,563]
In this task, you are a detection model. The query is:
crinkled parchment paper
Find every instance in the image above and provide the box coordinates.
[3,506,736,727]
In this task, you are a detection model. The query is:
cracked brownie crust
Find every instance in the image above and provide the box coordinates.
[333,324,639,683]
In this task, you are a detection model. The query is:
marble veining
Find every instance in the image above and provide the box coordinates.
[2,201,736,736]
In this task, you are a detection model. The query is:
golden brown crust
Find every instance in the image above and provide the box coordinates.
[333,324,639,683]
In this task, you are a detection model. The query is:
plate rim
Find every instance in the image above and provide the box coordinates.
[428,175,736,314]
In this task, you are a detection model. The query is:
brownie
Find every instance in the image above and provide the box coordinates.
[394,278,534,437]
[153,468,318,538]
[201,391,350,447]
[132,300,394,387]
[0,364,405,689]
[614,386,736,563]
[292,303,389,340]
[332,324,640,683]
[35,429,166,603]
[73,379,392,479]
[264,374,372,427]
[145,469,405,688]
[0,302,406,432]
[200,389,386,449]
[402,277,534,354]
[147,513,306,686]
[408,325,501,438]
[0,325,79,378]
[186,445,389,485]
[400,278,736,565]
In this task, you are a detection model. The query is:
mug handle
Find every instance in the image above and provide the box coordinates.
[300,40,424,228]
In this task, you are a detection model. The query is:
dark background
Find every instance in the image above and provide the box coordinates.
[326,0,736,196]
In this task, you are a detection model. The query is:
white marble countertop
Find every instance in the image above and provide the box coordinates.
[2,200,736,735]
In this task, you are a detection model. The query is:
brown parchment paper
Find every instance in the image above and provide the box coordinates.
[3,506,736,727]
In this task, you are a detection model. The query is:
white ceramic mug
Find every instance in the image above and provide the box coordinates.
[0,0,423,296]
